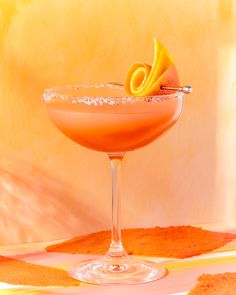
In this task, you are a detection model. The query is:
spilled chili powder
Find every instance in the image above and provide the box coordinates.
[46,226,236,258]
[189,272,236,294]
[0,255,79,287]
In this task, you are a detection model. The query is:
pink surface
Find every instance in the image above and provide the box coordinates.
[1,232,236,294]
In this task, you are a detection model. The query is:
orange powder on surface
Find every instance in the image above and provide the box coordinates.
[189,272,236,295]
[46,226,236,258]
[0,255,80,287]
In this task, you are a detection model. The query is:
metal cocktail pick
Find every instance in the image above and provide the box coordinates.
[161,85,192,94]
[108,82,192,94]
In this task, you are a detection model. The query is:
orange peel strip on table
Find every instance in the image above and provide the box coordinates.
[0,255,80,287]
[46,226,236,259]
[189,272,236,295]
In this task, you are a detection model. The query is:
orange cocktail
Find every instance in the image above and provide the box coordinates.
[46,85,182,153]
[42,37,189,286]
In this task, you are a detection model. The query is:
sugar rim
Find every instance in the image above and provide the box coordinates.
[42,84,184,106]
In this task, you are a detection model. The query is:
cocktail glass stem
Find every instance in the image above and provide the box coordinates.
[105,153,129,272]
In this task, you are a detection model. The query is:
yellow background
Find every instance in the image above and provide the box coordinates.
[0,0,236,244]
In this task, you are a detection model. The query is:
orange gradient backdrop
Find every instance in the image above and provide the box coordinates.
[0,0,236,245]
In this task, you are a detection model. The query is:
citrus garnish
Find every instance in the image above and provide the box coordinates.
[125,39,179,96]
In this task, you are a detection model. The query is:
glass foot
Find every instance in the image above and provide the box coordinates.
[68,257,167,285]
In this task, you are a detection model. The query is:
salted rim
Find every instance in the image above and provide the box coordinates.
[42,84,184,106]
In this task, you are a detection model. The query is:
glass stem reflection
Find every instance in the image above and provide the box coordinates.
[106,153,128,263]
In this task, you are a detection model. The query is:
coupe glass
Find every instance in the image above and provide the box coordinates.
[42,84,184,285]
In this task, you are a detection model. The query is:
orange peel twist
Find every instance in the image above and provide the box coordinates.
[125,39,179,96]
